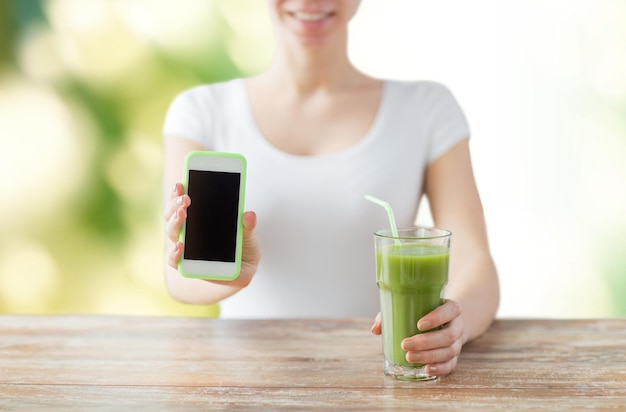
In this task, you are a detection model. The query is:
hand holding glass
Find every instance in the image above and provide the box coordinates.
[374,227,451,381]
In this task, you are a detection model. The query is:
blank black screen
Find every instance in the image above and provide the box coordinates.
[184,170,240,262]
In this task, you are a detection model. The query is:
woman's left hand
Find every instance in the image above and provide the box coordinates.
[370,299,465,377]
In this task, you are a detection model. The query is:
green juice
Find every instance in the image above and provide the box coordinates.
[376,243,449,369]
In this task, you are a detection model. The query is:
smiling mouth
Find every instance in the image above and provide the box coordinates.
[289,11,334,22]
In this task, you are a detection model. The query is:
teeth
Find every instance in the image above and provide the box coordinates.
[293,12,327,22]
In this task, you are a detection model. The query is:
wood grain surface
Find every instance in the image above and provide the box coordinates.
[1,316,625,410]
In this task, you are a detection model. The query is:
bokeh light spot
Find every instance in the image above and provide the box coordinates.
[0,78,91,229]
[0,242,59,312]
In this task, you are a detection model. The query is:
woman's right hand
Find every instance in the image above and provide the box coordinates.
[163,182,261,288]
[164,183,190,269]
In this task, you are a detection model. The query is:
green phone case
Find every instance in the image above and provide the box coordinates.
[178,151,247,281]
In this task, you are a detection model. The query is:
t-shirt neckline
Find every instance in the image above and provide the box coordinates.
[236,78,390,163]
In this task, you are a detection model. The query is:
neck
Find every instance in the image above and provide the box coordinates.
[259,27,362,95]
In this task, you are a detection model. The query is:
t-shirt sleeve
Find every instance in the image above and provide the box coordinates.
[162,88,210,147]
[426,84,470,164]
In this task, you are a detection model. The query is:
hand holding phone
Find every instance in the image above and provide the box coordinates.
[178,151,247,280]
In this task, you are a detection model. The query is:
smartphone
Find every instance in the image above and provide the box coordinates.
[178,151,247,280]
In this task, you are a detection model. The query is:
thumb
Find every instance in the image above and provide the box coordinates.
[243,211,257,232]
[371,312,382,335]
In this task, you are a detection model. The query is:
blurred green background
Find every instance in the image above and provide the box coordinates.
[0,0,272,315]
[1,0,625,317]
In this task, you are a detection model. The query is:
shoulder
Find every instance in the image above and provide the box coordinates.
[163,78,246,142]
[384,79,456,102]
[383,80,466,124]
[171,78,244,108]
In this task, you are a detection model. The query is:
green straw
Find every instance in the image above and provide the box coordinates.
[365,195,399,239]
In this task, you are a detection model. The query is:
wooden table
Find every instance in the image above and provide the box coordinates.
[1,316,625,410]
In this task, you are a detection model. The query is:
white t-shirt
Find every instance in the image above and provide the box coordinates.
[163,78,469,318]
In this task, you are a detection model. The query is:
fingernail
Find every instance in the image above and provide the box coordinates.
[176,196,183,205]
[428,366,437,373]
[401,340,413,351]
[406,352,420,363]
[418,321,431,331]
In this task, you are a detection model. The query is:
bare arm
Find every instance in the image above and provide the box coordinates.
[162,136,260,305]
[423,138,499,343]
[370,138,499,376]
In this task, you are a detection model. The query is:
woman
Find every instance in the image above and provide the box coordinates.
[163,0,499,377]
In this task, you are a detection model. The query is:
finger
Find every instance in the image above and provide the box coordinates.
[405,337,463,365]
[241,211,261,268]
[167,241,184,269]
[417,299,461,331]
[425,356,458,377]
[163,183,189,221]
[242,210,257,232]
[171,182,183,198]
[166,207,187,243]
[370,312,382,335]
[163,194,190,222]
[402,317,464,352]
